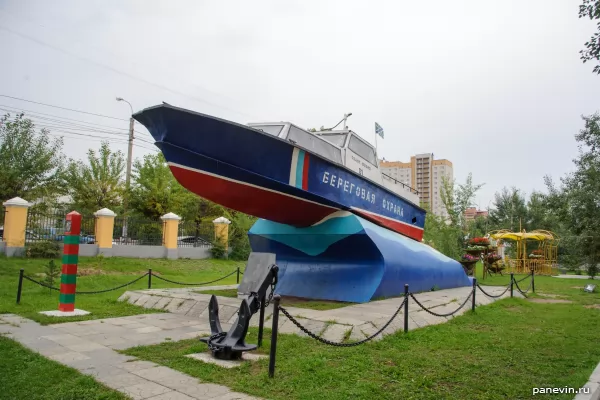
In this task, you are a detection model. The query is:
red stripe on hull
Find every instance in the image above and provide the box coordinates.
[353,210,424,242]
[302,153,310,190]
[170,165,335,227]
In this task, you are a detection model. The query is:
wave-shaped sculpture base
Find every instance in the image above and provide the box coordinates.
[248,212,471,303]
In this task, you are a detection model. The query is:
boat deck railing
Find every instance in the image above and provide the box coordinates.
[381,173,419,195]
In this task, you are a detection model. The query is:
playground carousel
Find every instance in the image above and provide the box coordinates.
[488,229,559,276]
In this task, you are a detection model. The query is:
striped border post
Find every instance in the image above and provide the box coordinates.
[58,211,81,312]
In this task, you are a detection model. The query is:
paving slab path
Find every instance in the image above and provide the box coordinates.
[0,283,521,400]
[119,283,520,342]
[0,313,258,400]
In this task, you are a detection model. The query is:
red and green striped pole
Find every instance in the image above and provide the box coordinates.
[59,211,81,312]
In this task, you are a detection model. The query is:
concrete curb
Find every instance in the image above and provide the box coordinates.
[574,361,600,400]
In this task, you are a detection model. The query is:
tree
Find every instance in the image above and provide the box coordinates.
[423,173,483,260]
[526,191,559,231]
[0,113,66,203]
[440,173,484,231]
[545,112,600,278]
[65,141,125,215]
[130,153,188,220]
[579,0,600,74]
[488,187,528,232]
[467,216,488,239]
[423,207,462,260]
[227,210,258,260]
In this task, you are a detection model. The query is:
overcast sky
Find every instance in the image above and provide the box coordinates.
[0,0,598,210]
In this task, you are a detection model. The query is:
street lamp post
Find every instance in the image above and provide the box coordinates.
[116,97,134,239]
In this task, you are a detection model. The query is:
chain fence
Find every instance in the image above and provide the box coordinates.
[514,276,533,297]
[150,269,238,286]
[410,290,473,317]
[279,296,407,347]
[16,266,242,304]
[270,273,535,352]
[477,283,511,298]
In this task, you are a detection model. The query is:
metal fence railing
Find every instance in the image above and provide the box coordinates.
[0,208,5,240]
[177,220,214,248]
[25,211,96,244]
[112,217,164,246]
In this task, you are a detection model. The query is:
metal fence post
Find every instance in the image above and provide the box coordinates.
[404,284,409,333]
[16,269,24,305]
[148,269,152,289]
[472,278,477,311]
[258,294,266,347]
[268,295,281,378]
[510,273,514,298]
[531,269,535,293]
[237,266,240,284]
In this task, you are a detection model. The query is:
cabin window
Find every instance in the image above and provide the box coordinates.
[319,133,347,147]
[288,126,342,164]
[252,125,284,137]
[348,136,377,166]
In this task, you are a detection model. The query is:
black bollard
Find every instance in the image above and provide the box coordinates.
[510,273,514,298]
[531,269,535,293]
[404,284,409,333]
[148,269,152,289]
[268,295,281,378]
[16,268,24,305]
[258,293,266,347]
[237,266,240,284]
[472,278,477,311]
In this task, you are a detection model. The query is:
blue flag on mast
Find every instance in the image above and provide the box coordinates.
[375,122,384,138]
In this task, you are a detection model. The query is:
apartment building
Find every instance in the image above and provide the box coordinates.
[464,207,489,221]
[380,154,453,218]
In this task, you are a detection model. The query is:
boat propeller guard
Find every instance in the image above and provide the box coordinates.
[200,264,278,360]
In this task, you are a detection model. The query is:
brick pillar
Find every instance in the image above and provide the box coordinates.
[94,208,116,256]
[213,217,231,250]
[161,212,181,259]
[59,211,81,312]
[2,197,32,257]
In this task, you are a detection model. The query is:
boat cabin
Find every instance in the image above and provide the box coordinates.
[247,122,420,205]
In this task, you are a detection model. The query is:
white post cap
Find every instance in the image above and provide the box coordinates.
[2,197,32,208]
[94,208,117,217]
[161,212,181,221]
[212,217,231,224]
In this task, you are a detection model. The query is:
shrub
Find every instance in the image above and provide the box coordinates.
[26,240,60,259]
[43,260,60,292]
[587,263,598,279]
[210,240,226,259]
[229,235,251,261]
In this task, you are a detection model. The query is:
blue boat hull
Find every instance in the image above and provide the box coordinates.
[133,104,426,241]
[249,212,471,303]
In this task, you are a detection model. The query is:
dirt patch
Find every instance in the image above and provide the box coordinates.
[76,268,158,277]
[584,304,600,310]
[571,286,584,289]
[537,292,567,299]
[527,298,573,304]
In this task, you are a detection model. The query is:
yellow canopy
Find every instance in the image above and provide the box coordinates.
[489,229,558,242]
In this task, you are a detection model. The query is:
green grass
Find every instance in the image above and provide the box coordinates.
[0,335,127,399]
[123,268,600,400]
[475,263,600,305]
[0,255,244,324]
